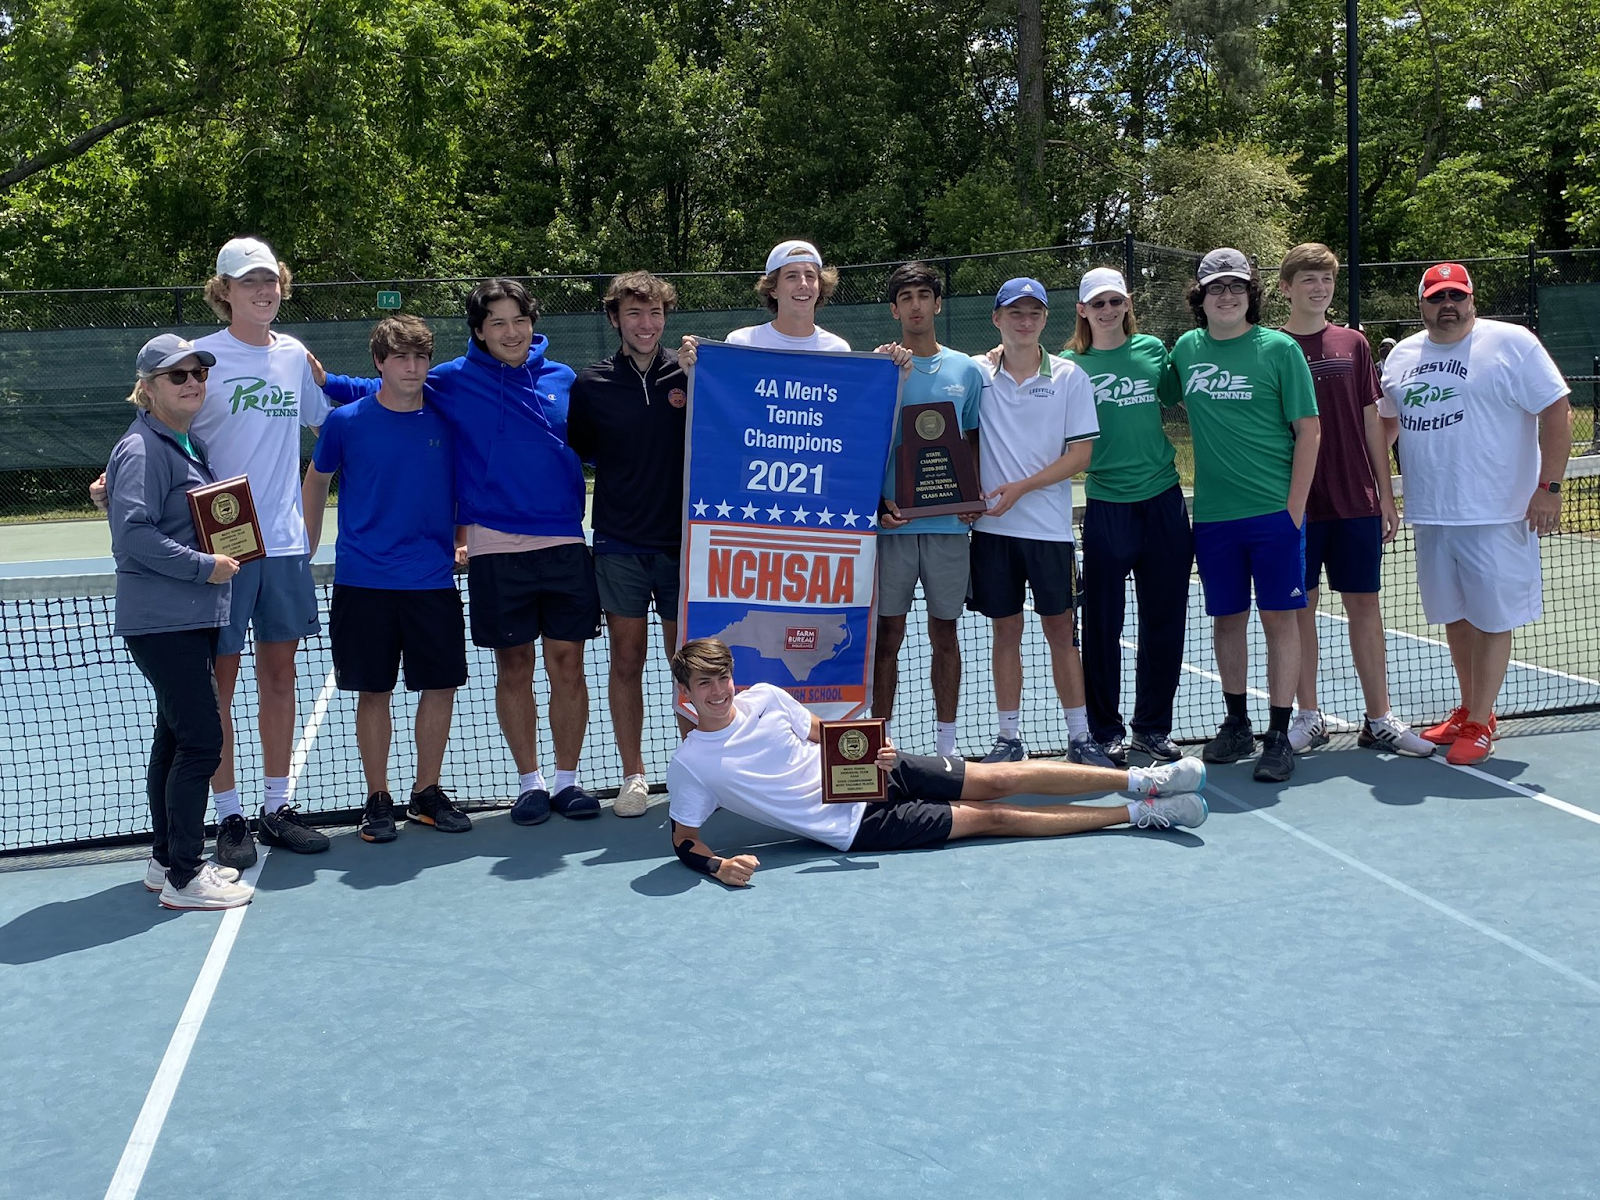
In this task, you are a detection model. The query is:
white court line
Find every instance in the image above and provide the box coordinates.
[1432,757,1600,828]
[104,667,337,1200]
[1206,781,1600,999]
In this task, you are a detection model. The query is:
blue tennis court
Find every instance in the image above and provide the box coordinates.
[4,719,1599,1198]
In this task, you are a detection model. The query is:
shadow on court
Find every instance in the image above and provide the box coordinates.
[0,879,179,964]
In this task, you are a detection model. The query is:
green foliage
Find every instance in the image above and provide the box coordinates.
[1,0,1598,290]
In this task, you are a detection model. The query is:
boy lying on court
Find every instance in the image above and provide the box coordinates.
[666,638,1209,886]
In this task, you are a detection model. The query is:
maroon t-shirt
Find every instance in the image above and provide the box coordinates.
[1282,325,1382,521]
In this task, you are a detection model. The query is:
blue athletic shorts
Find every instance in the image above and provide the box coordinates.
[218,554,321,655]
[1304,515,1382,595]
[1193,510,1307,616]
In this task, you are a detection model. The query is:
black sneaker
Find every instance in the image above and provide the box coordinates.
[1202,715,1255,764]
[360,792,399,843]
[407,784,473,833]
[1253,729,1296,782]
[550,784,601,820]
[1129,731,1183,762]
[980,736,1025,763]
[258,804,331,854]
[214,813,258,870]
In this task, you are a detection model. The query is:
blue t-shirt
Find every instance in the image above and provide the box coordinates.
[312,396,455,589]
[880,347,986,535]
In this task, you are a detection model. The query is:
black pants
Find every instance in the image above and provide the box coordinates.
[125,628,223,889]
[1081,485,1194,743]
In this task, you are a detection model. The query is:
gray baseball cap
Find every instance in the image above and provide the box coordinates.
[1197,248,1253,285]
[136,333,216,374]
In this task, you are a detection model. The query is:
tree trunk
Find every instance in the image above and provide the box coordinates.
[1016,0,1046,213]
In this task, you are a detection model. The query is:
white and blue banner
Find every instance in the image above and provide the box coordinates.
[677,341,901,719]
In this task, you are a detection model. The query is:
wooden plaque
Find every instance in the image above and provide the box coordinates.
[820,718,888,803]
[893,401,986,519]
[187,475,266,564]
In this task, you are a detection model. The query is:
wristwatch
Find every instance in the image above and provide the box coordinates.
[1540,480,1562,494]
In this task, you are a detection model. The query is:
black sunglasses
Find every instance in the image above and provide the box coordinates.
[1424,289,1470,304]
[1087,295,1127,310]
[155,367,211,384]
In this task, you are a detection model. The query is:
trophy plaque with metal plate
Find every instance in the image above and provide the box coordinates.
[820,718,888,803]
[893,401,986,519]
[187,475,266,564]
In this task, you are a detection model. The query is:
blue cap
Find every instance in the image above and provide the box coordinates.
[994,278,1049,309]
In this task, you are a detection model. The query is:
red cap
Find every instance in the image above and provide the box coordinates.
[1419,262,1474,299]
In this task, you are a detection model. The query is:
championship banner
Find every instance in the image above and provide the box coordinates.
[678,341,902,719]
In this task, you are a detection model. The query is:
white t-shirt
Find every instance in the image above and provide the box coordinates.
[190,329,331,556]
[667,683,865,851]
[971,351,1099,541]
[725,322,851,353]
[1378,320,1568,525]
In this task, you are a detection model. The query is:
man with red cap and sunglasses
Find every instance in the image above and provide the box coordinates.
[1378,262,1572,765]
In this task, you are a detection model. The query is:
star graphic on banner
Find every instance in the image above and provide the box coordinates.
[816,508,835,525]
[767,504,784,522]
[692,499,708,516]
[715,500,732,518]
[841,509,859,527]
[791,506,810,524]
[740,503,758,520]
[866,511,878,528]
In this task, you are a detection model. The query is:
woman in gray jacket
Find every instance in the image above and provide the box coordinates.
[107,334,253,910]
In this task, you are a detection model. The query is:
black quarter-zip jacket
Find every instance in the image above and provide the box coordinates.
[566,345,688,552]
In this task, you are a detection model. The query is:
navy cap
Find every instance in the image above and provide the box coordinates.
[994,278,1049,309]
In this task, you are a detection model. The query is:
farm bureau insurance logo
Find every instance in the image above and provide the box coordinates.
[1182,364,1252,400]
[1090,372,1157,407]
[224,376,299,417]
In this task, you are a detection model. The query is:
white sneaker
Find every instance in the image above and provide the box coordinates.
[157,862,254,911]
[1359,711,1436,758]
[1288,709,1329,753]
[144,857,240,893]
[613,775,651,818]
[1142,757,1206,797]
[1130,794,1208,830]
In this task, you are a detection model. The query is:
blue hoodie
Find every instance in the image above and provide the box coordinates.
[322,335,583,537]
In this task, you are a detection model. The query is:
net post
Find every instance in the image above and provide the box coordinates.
[1527,241,1538,333]
[1592,355,1599,456]
[1123,232,1136,284]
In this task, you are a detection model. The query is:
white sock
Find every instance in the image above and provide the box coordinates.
[1065,706,1089,740]
[1126,800,1144,823]
[518,770,546,796]
[554,768,579,794]
[998,710,1020,739]
[263,777,289,814]
[1125,767,1153,796]
[213,788,243,821]
[624,773,647,786]
[936,722,958,757]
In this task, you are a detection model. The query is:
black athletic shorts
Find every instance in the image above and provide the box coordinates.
[467,544,602,648]
[330,585,468,693]
[848,753,966,852]
[967,530,1077,618]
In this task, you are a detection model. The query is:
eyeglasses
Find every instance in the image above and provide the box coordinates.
[1087,295,1127,310]
[1423,289,1470,304]
[1204,280,1249,296]
[154,367,210,384]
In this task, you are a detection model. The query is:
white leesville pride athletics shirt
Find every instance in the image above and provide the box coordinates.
[1378,319,1568,526]
[667,683,865,851]
[190,328,331,556]
[725,323,851,353]
[971,351,1099,542]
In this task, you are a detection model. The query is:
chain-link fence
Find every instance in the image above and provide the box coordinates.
[1,240,1596,519]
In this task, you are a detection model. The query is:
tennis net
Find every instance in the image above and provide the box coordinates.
[3,458,1597,853]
